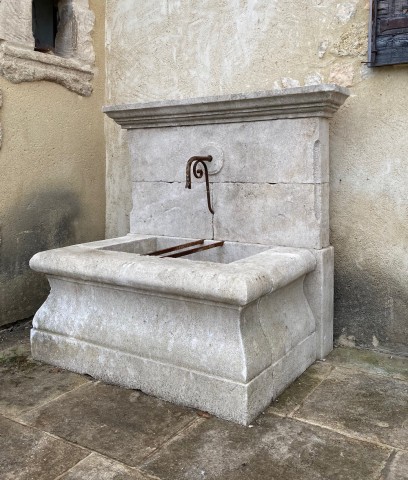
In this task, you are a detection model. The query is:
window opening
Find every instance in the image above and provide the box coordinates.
[32,0,59,53]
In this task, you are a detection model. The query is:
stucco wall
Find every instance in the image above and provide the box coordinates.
[0,0,106,327]
[105,0,408,354]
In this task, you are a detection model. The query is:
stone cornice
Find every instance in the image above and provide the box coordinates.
[103,84,350,129]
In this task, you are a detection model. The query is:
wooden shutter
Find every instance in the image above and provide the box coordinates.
[369,0,408,66]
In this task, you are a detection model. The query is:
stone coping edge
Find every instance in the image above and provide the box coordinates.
[103,84,350,129]
[30,239,316,306]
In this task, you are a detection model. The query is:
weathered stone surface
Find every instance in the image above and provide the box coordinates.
[0,415,88,480]
[269,333,317,399]
[304,246,334,358]
[59,453,153,480]
[0,325,406,480]
[0,348,90,418]
[128,117,329,184]
[255,277,315,363]
[131,182,213,238]
[295,368,408,449]
[0,41,94,96]
[0,319,31,353]
[141,416,390,480]
[213,183,329,248]
[30,239,318,424]
[0,0,95,95]
[121,88,336,249]
[0,1,34,47]
[384,451,408,480]
[267,361,333,417]
[325,347,408,381]
[20,382,197,467]
[30,242,316,306]
[55,0,96,66]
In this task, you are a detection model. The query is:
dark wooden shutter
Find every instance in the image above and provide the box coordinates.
[369,0,408,66]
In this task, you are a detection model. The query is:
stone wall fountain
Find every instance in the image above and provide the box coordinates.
[30,85,349,424]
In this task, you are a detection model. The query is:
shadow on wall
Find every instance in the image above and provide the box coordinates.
[0,189,80,327]
[334,268,408,355]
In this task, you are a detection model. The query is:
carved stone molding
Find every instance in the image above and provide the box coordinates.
[0,0,95,96]
[104,85,350,129]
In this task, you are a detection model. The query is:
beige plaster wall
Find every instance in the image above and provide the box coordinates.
[0,0,106,327]
[105,0,408,353]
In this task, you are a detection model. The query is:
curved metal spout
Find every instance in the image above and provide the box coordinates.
[185,155,214,214]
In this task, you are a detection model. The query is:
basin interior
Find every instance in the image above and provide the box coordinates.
[100,236,270,264]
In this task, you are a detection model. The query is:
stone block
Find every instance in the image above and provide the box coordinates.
[271,333,317,398]
[252,277,316,363]
[31,330,276,426]
[130,181,213,238]
[213,183,329,249]
[32,278,272,383]
[30,239,318,425]
[128,117,329,184]
[304,246,334,359]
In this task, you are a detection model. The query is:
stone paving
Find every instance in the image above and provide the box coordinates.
[0,320,407,480]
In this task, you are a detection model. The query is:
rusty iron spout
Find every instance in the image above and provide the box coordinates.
[185,155,214,214]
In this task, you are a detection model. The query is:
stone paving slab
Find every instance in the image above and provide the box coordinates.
[0,415,88,480]
[20,382,198,467]
[0,319,32,354]
[294,368,408,450]
[1,321,406,479]
[0,349,90,418]
[382,451,408,480]
[267,362,333,417]
[140,415,391,480]
[58,453,156,480]
[325,347,408,381]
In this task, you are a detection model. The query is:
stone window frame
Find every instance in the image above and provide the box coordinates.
[0,0,95,96]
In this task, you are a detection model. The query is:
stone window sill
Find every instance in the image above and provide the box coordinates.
[0,41,93,96]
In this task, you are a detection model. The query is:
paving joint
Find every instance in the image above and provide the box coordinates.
[271,411,404,453]
[139,416,204,465]
[319,358,408,384]
[376,449,398,480]
[288,363,335,417]
[51,453,94,480]
[0,412,93,454]
[12,377,94,420]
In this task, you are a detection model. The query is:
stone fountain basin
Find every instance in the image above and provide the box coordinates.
[30,234,318,424]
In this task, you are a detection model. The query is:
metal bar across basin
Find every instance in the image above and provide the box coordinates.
[145,239,205,256]
[162,241,225,258]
